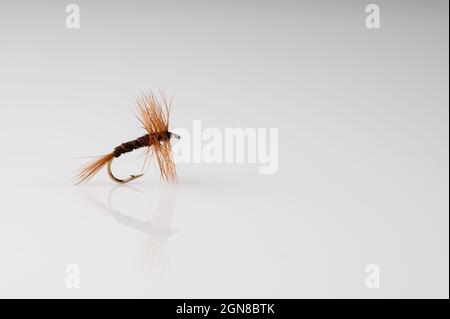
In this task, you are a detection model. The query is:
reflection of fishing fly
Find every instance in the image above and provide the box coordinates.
[74,92,180,184]
[81,184,178,273]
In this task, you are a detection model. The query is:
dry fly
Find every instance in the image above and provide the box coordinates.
[74,92,179,184]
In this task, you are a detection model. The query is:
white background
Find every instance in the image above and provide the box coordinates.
[0,0,448,298]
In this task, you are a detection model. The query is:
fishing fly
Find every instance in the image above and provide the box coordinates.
[74,92,179,184]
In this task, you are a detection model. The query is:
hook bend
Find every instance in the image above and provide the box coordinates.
[107,157,144,184]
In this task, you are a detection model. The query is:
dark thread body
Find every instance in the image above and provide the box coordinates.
[113,132,171,157]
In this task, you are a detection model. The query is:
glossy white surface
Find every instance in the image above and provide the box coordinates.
[0,0,448,298]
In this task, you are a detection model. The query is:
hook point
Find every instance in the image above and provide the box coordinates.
[107,158,144,184]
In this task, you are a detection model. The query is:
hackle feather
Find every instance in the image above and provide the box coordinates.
[136,92,177,182]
